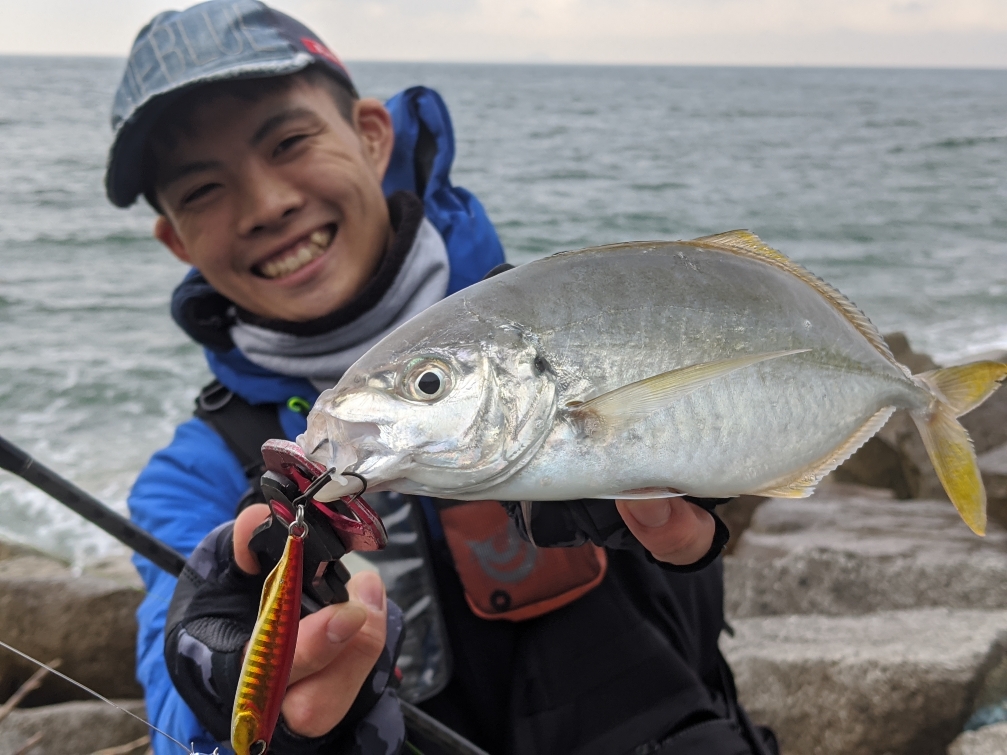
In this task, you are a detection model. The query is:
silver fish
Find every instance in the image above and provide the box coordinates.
[299,231,1006,535]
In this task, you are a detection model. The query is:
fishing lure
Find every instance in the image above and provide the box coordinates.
[231,505,307,755]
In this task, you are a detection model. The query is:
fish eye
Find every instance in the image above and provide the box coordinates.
[403,359,452,402]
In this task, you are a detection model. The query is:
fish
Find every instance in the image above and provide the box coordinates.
[232,522,304,755]
[297,230,1007,535]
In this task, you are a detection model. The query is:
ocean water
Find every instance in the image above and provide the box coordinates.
[0,57,1004,563]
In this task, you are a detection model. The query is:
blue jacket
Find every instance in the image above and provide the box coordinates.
[128,86,505,754]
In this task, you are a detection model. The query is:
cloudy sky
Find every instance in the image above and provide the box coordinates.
[2,0,1006,67]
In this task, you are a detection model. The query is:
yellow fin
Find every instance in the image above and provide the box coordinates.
[916,362,1007,417]
[570,349,809,431]
[755,406,896,498]
[910,402,986,535]
[690,229,791,264]
[689,230,902,372]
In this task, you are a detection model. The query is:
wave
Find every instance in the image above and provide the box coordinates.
[928,135,1007,149]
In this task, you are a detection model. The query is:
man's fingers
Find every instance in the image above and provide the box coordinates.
[616,497,716,565]
[282,570,388,737]
[233,503,271,575]
[286,601,369,685]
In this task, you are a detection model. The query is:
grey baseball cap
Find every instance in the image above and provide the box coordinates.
[105,0,357,208]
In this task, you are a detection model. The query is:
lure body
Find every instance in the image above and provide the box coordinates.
[232,528,304,755]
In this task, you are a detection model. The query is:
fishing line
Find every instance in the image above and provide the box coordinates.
[0,638,199,755]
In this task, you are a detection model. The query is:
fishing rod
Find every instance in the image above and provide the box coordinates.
[0,434,186,575]
[0,432,488,755]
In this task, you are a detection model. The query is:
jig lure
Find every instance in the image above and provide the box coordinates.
[231,505,306,755]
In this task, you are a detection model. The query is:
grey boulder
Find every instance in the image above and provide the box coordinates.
[0,547,144,705]
[948,723,1007,755]
[0,699,148,755]
[724,485,1007,618]
[721,609,1007,755]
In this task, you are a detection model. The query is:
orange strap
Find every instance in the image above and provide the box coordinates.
[440,501,607,622]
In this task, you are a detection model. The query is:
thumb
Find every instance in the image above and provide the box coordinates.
[232,503,272,575]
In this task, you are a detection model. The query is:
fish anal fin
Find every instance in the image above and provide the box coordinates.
[689,231,902,372]
[569,349,809,433]
[911,403,986,535]
[755,406,896,499]
[917,362,1007,417]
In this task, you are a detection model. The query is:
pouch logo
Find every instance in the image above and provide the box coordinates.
[466,520,537,584]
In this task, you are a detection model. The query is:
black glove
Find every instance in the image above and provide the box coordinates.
[164,521,406,754]
[502,497,731,573]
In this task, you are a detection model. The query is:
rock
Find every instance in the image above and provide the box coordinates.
[948,722,1007,755]
[718,495,766,554]
[884,331,940,374]
[0,541,60,565]
[725,485,1007,618]
[964,389,1007,458]
[0,699,147,755]
[721,608,1007,755]
[83,551,144,590]
[981,445,1007,530]
[0,552,143,705]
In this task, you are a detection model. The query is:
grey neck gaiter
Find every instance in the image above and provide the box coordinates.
[230,217,450,391]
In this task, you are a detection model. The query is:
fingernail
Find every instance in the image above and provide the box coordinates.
[327,604,366,643]
[626,499,672,528]
[357,571,385,612]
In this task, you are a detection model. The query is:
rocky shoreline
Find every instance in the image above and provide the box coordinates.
[1,333,1005,755]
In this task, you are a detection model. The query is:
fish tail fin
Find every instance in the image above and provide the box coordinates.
[916,361,1007,417]
[910,361,1007,536]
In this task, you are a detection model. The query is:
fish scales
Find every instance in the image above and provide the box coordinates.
[301,233,1007,534]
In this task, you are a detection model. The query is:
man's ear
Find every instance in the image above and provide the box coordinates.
[154,216,192,264]
[353,98,395,181]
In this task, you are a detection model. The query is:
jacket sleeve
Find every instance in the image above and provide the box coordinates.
[129,417,249,755]
[503,498,731,573]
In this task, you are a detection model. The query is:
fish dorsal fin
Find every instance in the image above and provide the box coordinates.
[689,230,903,372]
[691,229,792,264]
[569,349,808,433]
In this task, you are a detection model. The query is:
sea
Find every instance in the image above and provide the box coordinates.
[0,57,1004,565]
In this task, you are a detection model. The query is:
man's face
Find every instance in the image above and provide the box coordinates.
[153,79,394,322]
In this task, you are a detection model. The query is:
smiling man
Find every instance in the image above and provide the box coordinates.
[108,2,771,754]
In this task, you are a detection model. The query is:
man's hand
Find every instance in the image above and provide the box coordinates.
[234,504,388,738]
[615,498,716,566]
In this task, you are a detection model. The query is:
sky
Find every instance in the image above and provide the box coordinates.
[1,0,1007,67]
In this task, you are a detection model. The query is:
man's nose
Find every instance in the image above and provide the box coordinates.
[237,164,304,235]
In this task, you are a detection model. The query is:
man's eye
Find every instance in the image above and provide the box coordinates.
[182,183,220,205]
[274,134,308,156]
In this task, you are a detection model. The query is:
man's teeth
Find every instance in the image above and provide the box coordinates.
[259,229,333,279]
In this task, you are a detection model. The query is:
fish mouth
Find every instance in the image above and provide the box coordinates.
[252,223,336,280]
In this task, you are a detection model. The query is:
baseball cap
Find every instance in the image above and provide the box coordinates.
[105,0,357,208]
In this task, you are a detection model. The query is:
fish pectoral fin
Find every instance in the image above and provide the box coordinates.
[569,349,809,432]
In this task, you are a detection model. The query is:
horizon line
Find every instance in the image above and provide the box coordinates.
[0,53,1005,72]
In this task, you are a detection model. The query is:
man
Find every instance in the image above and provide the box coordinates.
[109,2,770,753]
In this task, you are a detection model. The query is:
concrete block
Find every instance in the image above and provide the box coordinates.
[722,609,1007,755]
[0,699,147,755]
[948,723,1007,755]
[725,487,1007,618]
[0,553,143,705]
